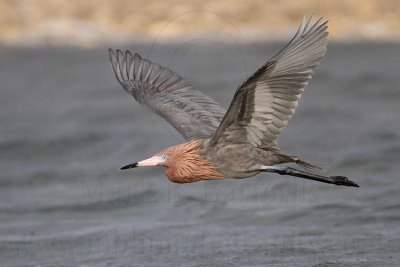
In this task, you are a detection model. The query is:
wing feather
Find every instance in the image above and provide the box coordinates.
[109,49,226,140]
[210,16,328,147]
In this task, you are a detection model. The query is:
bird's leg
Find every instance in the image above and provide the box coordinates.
[261,166,359,187]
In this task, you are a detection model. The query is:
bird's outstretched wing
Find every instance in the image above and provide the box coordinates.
[109,49,226,141]
[209,16,328,147]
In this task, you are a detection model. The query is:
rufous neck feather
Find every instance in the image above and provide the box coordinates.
[162,140,224,183]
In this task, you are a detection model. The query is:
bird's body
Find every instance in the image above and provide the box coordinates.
[147,139,309,183]
[148,140,272,182]
[110,16,359,187]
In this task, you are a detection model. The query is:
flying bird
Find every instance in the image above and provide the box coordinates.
[109,16,359,187]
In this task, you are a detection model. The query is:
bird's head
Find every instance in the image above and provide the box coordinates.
[119,141,201,170]
[119,140,223,183]
[120,150,172,170]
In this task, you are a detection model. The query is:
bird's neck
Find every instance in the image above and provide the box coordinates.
[164,140,224,183]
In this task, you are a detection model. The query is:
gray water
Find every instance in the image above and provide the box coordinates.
[1,42,400,266]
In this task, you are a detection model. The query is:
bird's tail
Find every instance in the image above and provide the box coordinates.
[293,157,322,171]
[276,152,328,173]
[278,153,322,171]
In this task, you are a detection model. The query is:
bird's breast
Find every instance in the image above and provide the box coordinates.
[164,160,224,184]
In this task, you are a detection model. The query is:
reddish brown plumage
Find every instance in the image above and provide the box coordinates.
[156,140,224,183]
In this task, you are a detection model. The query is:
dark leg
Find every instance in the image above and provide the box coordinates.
[261,166,359,187]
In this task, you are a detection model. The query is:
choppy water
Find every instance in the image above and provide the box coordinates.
[1,42,400,266]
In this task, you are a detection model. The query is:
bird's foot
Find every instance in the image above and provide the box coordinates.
[329,176,359,187]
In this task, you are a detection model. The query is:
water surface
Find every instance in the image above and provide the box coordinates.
[1,43,400,266]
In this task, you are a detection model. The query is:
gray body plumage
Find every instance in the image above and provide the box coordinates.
[110,16,359,187]
[200,141,286,178]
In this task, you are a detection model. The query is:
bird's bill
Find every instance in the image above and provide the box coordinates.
[120,162,138,170]
[120,156,162,170]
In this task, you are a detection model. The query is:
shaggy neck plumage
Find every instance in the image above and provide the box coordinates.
[161,140,224,183]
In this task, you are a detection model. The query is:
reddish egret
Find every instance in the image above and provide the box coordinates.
[109,16,359,187]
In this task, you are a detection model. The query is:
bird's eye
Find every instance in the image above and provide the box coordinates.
[160,155,167,160]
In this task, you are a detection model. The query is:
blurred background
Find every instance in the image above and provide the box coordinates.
[1,0,399,46]
[1,1,400,266]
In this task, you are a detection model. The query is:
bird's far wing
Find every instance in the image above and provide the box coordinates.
[209,16,328,147]
[109,49,226,141]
